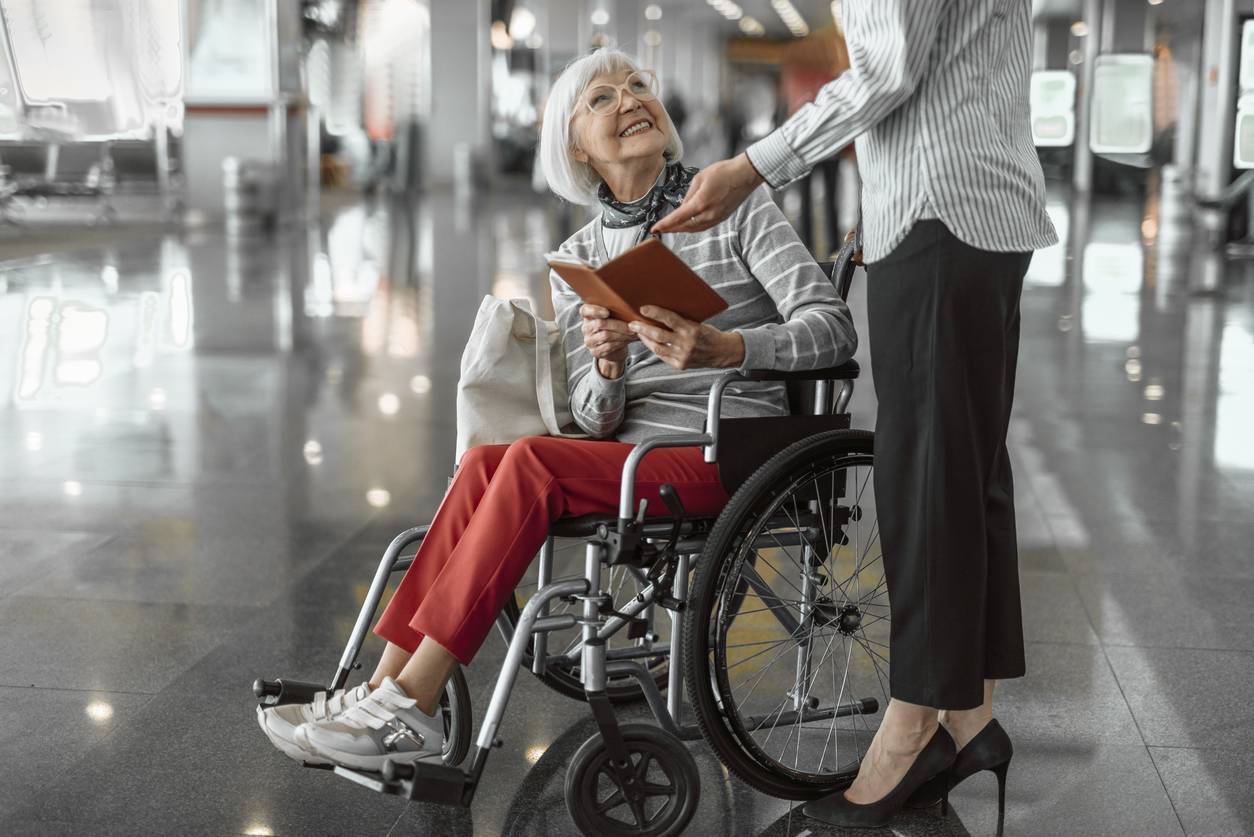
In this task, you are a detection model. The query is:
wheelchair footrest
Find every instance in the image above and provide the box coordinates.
[333,762,470,805]
[332,766,398,795]
[351,760,473,804]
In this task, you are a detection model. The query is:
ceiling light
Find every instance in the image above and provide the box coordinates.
[644,29,662,47]
[739,16,765,35]
[1071,20,1088,37]
[771,0,809,36]
[366,488,392,508]
[645,4,662,20]
[591,8,610,26]
[64,480,83,497]
[409,374,431,394]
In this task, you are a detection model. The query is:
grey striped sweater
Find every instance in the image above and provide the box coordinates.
[549,185,857,443]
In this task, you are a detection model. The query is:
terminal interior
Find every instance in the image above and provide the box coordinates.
[1,1,1252,835]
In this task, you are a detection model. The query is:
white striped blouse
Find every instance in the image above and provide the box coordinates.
[549,186,858,442]
[747,0,1058,263]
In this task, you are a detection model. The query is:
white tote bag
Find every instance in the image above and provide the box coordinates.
[455,296,586,463]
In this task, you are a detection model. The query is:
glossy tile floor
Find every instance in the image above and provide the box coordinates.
[1,180,1252,837]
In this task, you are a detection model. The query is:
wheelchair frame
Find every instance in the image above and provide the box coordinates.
[254,238,874,819]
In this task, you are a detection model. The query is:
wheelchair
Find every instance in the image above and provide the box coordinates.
[253,232,887,837]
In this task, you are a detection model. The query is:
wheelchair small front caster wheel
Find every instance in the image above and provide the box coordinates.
[564,723,700,837]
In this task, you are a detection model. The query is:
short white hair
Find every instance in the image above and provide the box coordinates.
[540,49,683,206]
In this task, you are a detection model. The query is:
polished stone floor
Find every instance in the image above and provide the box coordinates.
[0,180,1252,837]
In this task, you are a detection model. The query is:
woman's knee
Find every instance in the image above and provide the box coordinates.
[459,443,509,476]
[501,435,565,468]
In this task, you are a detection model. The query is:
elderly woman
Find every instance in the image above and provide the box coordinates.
[257,48,856,771]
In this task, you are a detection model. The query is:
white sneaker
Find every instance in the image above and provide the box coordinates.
[256,683,372,765]
[293,676,445,772]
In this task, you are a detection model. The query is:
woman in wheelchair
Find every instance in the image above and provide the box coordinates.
[257,48,856,773]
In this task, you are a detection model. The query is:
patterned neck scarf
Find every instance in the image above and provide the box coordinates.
[597,159,698,234]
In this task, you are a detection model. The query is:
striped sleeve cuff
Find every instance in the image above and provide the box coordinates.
[580,361,626,407]
[734,326,776,374]
[746,130,812,190]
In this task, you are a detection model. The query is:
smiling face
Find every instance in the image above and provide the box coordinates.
[570,68,670,175]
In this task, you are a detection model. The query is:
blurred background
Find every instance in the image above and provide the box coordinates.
[1,2,1253,836]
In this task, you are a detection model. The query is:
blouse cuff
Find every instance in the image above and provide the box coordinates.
[734,326,776,375]
[746,130,812,190]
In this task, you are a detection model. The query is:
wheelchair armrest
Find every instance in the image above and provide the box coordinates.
[618,433,712,522]
[744,360,861,382]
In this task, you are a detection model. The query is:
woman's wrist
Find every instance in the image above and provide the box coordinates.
[738,152,766,188]
[720,331,746,369]
[597,358,626,379]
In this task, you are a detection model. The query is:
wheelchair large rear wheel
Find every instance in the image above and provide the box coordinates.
[684,429,889,800]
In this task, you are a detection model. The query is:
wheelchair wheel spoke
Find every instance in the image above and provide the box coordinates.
[724,636,801,651]
[625,791,648,827]
[594,789,625,814]
[781,627,843,766]
[855,633,891,704]
[725,636,793,672]
[731,635,806,704]
[755,539,811,601]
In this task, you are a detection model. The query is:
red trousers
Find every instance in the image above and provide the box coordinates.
[374,436,728,664]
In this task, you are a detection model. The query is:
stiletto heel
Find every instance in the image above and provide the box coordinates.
[802,726,957,828]
[992,758,1010,836]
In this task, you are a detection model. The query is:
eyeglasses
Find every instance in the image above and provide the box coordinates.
[580,70,660,117]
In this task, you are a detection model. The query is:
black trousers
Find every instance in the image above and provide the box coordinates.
[866,220,1031,710]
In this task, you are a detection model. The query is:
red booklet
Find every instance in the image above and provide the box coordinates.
[546,238,729,328]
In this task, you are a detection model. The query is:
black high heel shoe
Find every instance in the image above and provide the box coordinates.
[910,718,1014,836]
[801,725,957,829]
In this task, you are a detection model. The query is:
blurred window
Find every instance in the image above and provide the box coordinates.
[186,0,274,100]
[1090,55,1154,155]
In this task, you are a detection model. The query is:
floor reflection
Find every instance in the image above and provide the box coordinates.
[0,178,1251,835]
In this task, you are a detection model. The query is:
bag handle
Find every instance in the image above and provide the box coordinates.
[511,299,567,437]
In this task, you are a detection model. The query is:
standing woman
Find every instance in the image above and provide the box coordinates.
[655,0,1056,829]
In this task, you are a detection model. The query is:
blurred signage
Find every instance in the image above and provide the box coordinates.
[1089,54,1154,155]
[1030,70,1076,147]
[1240,20,1254,91]
[1235,21,1254,169]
